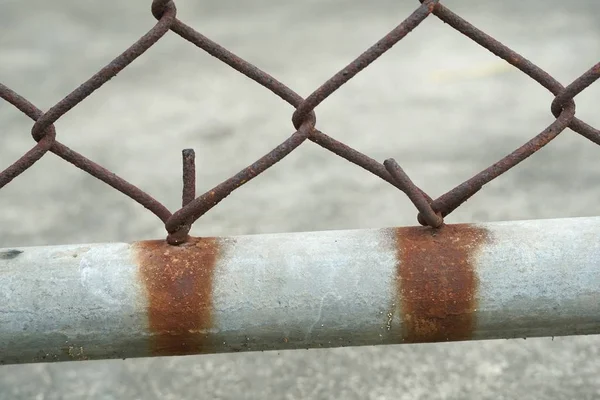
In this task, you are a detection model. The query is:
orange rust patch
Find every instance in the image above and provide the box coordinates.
[396,224,489,343]
[133,237,220,356]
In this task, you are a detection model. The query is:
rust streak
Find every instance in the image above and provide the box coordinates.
[133,236,220,356]
[395,224,489,343]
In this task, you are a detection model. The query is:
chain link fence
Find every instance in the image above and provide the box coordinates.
[1,0,599,246]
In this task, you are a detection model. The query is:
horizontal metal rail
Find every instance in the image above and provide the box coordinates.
[0,216,599,365]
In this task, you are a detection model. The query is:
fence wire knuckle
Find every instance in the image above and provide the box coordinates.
[1,0,599,245]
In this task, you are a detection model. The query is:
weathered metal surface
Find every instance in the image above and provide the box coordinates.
[396,224,489,343]
[0,217,599,365]
[133,237,221,356]
[206,230,397,353]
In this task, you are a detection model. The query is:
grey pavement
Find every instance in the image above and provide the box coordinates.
[1,0,600,398]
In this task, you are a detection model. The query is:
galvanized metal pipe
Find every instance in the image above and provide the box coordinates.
[1,216,599,365]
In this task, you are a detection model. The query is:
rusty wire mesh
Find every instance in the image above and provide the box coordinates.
[1,0,599,245]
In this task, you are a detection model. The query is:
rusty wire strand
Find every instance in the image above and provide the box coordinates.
[308,130,432,202]
[384,159,443,228]
[1,0,599,245]
[168,20,304,108]
[291,0,438,129]
[182,149,196,208]
[167,148,197,245]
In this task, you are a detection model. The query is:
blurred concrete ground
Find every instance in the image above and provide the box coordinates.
[1,0,600,398]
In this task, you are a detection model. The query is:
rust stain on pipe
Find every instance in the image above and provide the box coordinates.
[395,224,490,343]
[133,237,220,356]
